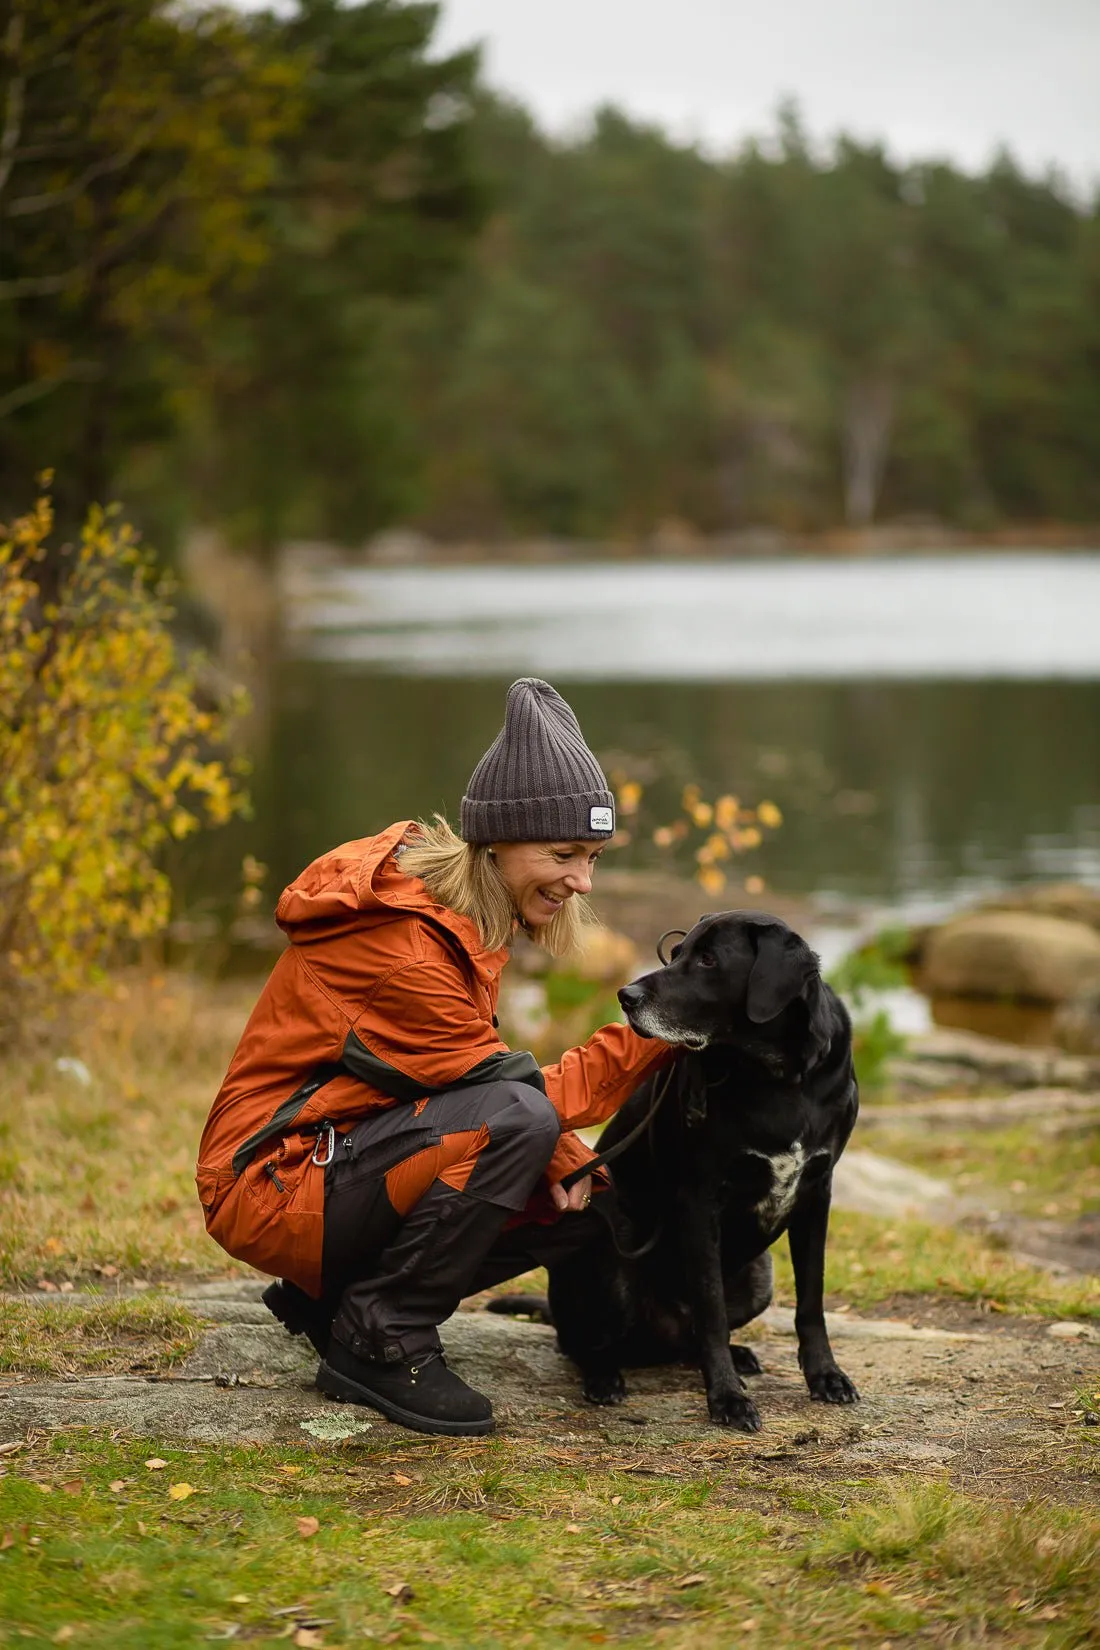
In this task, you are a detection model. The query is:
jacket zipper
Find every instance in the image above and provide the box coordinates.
[264,1161,287,1193]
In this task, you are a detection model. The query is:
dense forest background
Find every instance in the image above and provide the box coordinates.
[3,0,1099,553]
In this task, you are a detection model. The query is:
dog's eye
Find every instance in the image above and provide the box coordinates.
[698,952,716,968]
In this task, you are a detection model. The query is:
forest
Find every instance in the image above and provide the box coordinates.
[2,0,1099,551]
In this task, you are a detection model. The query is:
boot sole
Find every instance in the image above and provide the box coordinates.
[261,1283,330,1359]
[315,1360,496,1437]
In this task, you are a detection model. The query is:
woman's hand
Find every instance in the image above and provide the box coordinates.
[550,1174,592,1213]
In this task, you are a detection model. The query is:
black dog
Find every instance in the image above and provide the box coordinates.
[494,911,860,1432]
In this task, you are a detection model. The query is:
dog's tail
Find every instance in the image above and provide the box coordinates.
[484,1293,553,1325]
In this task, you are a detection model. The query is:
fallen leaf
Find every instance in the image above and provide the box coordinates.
[136,1520,147,1535]
[610,1495,622,1506]
[0,1532,13,1551]
[676,1574,706,1589]
[565,1523,581,1534]
[144,1458,168,1471]
[53,1629,75,1645]
[296,1516,320,1538]
[392,1473,412,1487]
[168,1483,196,1501]
[0,1443,23,1458]
[229,1594,250,1605]
[109,1480,126,1493]
[277,1465,303,1475]
[294,1632,325,1649]
[59,1480,82,1496]
[1033,1606,1062,1621]
[384,1581,414,1604]
[863,1581,892,1597]
[738,1621,759,1634]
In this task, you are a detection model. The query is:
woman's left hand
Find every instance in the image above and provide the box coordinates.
[550,1175,592,1213]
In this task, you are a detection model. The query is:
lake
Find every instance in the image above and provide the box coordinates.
[226,554,1100,919]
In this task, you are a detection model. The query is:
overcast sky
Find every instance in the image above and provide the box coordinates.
[432,0,1100,185]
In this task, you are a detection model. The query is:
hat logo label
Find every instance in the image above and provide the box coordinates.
[589,805,614,832]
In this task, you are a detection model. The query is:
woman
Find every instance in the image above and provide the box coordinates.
[196,678,671,1436]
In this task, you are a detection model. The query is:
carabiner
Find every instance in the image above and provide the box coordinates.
[311,1122,336,1167]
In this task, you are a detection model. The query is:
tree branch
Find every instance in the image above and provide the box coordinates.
[0,360,101,419]
[6,114,167,217]
[0,5,26,202]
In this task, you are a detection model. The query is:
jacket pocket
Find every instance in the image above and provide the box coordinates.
[196,1166,229,1215]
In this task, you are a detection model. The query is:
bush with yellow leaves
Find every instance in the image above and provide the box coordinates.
[0,485,249,1035]
[611,773,782,897]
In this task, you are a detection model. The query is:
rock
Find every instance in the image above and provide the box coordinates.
[1053,985,1100,1055]
[920,911,1100,1004]
[987,883,1100,934]
[889,1027,1100,1092]
[831,1149,959,1219]
[1046,1321,1100,1342]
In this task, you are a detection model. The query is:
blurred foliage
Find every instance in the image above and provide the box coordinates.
[0,484,248,1036]
[827,931,911,1092]
[612,772,782,897]
[2,5,1098,548]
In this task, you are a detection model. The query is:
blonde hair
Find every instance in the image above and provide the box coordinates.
[399,815,599,959]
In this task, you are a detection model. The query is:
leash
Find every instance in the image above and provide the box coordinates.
[558,926,693,1257]
[558,1062,676,1193]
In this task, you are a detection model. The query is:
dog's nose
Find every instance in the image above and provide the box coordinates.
[617,983,645,1012]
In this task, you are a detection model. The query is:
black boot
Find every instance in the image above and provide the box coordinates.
[316,1341,494,1436]
[262,1280,334,1358]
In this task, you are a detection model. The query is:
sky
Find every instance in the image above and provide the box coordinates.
[430,0,1100,185]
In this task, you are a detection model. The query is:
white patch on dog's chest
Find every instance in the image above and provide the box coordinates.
[744,1142,806,1226]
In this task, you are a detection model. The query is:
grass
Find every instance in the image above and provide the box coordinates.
[0,970,256,1286]
[0,1430,1096,1647]
[865,1117,1100,1221]
[0,1297,205,1377]
[783,1208,1100,1320]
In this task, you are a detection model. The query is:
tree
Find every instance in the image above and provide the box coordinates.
[0,0,301,532]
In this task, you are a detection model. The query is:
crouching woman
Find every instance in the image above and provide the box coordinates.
[196,678,670,1436]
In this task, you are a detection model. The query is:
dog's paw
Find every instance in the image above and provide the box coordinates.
[729,1343,763,1376]
[583,1369,627,1406]
[808,1368,860,1405]
[707,1390,762,1432]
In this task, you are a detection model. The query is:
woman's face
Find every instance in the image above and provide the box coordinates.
[491,840,605,929]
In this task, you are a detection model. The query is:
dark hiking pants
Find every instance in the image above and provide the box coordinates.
[322,1080,598,1362]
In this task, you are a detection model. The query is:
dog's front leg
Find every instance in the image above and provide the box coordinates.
[787,1178,859,1405]
[678,1195,761,1432]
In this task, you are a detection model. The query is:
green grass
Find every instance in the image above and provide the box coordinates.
[0,1431,1096,1647]
[866,1117,1100,1221]
[775,1207,1100,1320]
[0,1297,205,1376]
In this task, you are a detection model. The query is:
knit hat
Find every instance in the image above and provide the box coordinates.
[460,678,616,844]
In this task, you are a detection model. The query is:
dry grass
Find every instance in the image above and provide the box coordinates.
[0,1296,205,1376]
[0,970,255,1285]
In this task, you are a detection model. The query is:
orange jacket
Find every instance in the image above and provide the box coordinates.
[196,821,671,1296]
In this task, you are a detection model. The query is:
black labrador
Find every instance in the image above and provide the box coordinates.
[493,911,860,1432]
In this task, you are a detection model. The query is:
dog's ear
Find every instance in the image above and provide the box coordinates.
[745,923,820,1024]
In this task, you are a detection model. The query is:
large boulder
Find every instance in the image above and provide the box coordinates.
[986,882,1100,934]
[920,911,1100,1004]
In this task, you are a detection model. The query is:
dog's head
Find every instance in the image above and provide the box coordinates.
[618,911,832,1069]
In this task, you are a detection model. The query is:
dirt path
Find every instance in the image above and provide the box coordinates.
[3,1282,1097,1508]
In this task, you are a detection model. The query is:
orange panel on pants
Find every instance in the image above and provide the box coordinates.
[383,1126,488,1215]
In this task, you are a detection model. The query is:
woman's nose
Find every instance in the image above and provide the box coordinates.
[563,864,593,894]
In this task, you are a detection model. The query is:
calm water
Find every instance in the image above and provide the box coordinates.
[224,555,1100,914]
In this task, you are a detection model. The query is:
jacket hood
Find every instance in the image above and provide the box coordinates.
[275,820,496,963]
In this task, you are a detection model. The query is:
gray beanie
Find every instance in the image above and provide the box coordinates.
[460,678,616,844]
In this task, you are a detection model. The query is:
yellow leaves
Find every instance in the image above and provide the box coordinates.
[167,1482,196,1500]
[0,486,249,1009]
[296,1515,320,1538]
[697,866,726,896]
[616,779,643,816]
[757,800,783,829]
